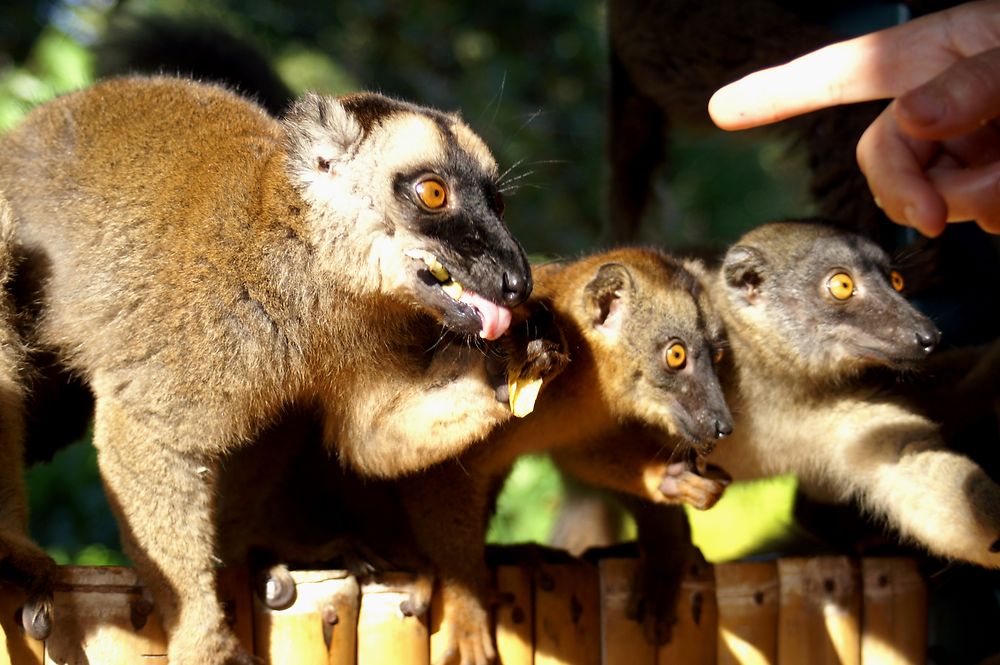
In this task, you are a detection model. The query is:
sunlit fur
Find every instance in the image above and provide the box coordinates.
[0,76,529,664]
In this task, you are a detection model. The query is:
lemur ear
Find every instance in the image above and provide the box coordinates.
[283,93,363,174]
[584,262,633,338]
[723,245,766,302]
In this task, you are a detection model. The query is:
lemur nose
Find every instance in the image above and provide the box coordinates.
[916,328,941,354]
[715,418,733,439]
[502,271,530,306]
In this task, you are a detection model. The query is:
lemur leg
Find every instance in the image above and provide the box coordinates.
[93,398,256,665]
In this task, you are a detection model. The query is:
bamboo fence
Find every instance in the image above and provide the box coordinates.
[0,555,926,664]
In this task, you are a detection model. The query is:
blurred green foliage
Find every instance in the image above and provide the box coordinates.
[1,0,811,563]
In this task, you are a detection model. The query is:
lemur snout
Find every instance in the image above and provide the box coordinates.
[502,270,531,306]
[915,327,941,354]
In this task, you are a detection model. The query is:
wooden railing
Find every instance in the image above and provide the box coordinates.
[0,555,926,664]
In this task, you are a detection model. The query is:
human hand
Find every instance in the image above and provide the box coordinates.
[708,1,1000,236]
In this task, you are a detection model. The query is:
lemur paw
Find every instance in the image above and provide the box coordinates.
[488,306,569,405]
[433,608,497,665]
[658,461,731,510]
[398,572,435,618]
[626,548,708,646]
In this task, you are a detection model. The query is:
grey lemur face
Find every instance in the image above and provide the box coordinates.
[283,92,531,340]
[585,252,733,451]
[722,221,941,378]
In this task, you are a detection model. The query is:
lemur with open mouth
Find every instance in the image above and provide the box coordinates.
[0,76,533,665]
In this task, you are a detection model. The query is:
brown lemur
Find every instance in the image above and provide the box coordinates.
[0,75,537,664]
[567,221,1000,578]
[218,246,734,665]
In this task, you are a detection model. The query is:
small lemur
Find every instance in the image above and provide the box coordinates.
[220,247,733,665]
[0,76,534,664]
[570,221,1000,579]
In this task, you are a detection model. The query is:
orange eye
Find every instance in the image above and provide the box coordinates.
[664,342,687,370]
[712,347,725,364]
[827,272,855,301]
[415,177,447,210]
[890,270,905,292]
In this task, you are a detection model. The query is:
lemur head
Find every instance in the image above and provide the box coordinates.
[283,92,531,340]
[718,220,941,381]
[578,249,732,452]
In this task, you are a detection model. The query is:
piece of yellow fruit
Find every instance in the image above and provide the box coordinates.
[508,369,544,418]
[441,280,463,301]
[404,249,451,282]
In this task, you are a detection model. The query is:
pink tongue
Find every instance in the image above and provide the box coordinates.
[459,290,512,340]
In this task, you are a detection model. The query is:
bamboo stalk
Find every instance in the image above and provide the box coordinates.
[715,561,778,665]
[43,566,168,665]
[534,557,600,665]
[597,557,654,665]
[494,565,534,665]
[252,569,359,665]
[777,556,861,665]
[657,558,716,665]
[357,573,429,665]
[860,558,926,665]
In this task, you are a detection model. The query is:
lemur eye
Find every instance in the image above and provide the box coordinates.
[663,342,687,370]
[415,177,448,210]
[890,270,905,292]
[493,190,506,219]
[712,348,725,364]
[827,272,855,300]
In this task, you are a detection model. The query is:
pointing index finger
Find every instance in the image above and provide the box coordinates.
[708,25,934,130]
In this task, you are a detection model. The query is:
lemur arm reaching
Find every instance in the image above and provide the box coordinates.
[795,397,1000,567]
[550,426,730,511]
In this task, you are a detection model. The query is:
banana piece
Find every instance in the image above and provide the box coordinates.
[441,280,464,301]
[507,366,544,418]
[405,248,451,282]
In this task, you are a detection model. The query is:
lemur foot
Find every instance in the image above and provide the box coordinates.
[398,571,435,618]
[433,598,496,665]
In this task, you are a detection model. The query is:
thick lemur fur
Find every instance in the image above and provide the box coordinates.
[219,246,734,665]
[0,76,534,664]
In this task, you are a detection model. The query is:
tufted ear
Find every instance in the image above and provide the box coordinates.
[722,245,767,303]
[282,93,363,175]
[584,262,633,338]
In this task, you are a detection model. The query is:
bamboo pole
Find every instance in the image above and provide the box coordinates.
[43,566,168,665]
[0,555,931,664]
[777,556,861,665]
[715,561,778,665]
[0,583,44,665]
[657,558,716,665]
[495,565,534,665]
[357,573,429,665]
[597,557,655,665]
[252,569,359,665]
[860,558,926,665]
[534,557,600,665]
